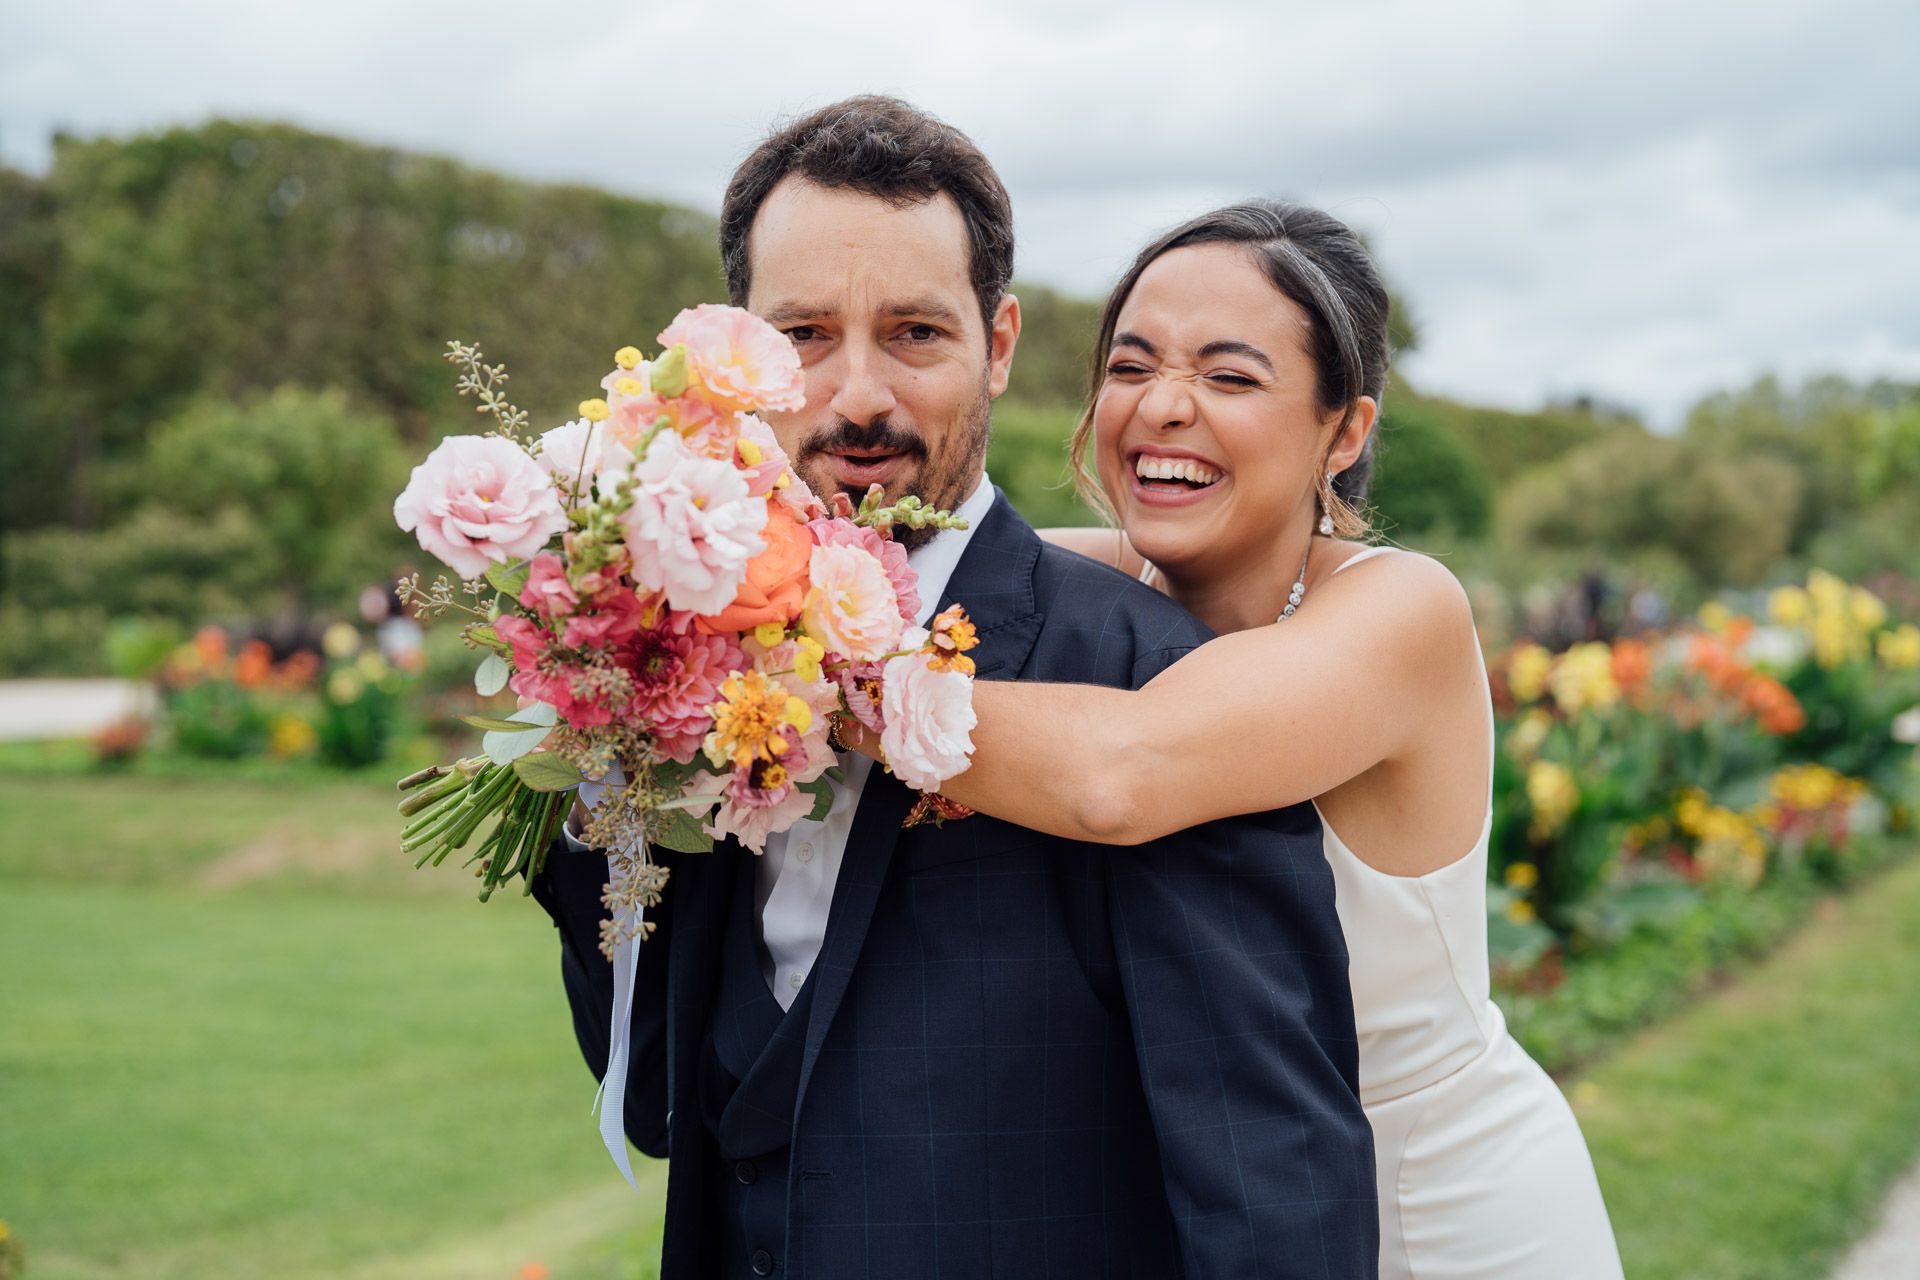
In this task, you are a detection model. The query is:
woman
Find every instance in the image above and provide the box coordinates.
[876,202,1625,1278]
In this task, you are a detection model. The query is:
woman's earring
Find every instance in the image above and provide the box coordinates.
[1317,473,1336,536]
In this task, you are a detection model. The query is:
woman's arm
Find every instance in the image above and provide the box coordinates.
[929,552,1480,844]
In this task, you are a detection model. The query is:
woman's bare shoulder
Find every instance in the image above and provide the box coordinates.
[1315,546,1479,660]
[1036,526,1145,575]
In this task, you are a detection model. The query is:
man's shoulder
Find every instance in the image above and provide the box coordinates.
[1026,540,1212,684]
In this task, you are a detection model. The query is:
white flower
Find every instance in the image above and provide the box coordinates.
[536,417,610,495]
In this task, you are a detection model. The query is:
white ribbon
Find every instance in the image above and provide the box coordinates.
[576,767,645,1192]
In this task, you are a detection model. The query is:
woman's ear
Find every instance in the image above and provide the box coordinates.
[1326,396,1379,474]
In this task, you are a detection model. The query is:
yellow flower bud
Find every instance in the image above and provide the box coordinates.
[794,635,825,684]
[753,621,787,649]
[579,398,611,422]
[614,345,644,369]
[614,377,644,397]
[783,695,814,733]
[738,438,765,466]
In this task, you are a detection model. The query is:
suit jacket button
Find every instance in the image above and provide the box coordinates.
[750,1247,775,1275]
[735,1158,758,1185]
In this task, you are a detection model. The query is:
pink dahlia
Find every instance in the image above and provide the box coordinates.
[624,618,745,764]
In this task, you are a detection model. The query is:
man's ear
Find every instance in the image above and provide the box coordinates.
[986,293,1022,399]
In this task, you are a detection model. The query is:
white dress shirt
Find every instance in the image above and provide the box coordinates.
[565,473,997,1010]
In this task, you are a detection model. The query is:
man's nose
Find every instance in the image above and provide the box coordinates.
[827,341,899,427]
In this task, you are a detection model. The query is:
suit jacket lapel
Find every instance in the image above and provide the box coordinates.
[793,489,1046,1113]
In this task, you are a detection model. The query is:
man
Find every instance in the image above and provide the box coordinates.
[531,96,1377,1279]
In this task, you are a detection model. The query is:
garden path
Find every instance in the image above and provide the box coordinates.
[1829,1158,1920,1280]
[0,678,153,740]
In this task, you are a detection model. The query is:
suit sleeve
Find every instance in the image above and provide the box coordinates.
[1104,645,1379,1278]
[528,837,673,1158]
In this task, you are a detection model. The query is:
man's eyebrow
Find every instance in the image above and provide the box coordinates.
[1111,331,1158,357]
[760,303,829,327]
[885,297,966,327]
[1196,339,1274,371]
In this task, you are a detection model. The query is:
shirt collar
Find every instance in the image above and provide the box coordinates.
[904,472,995,629]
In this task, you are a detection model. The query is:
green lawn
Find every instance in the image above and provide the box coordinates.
[5,768,1919,1279]
[1575,852,1920,1279]
[0,773,665,1280]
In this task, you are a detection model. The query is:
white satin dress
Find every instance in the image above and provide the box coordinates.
[1316,546,1623,1278]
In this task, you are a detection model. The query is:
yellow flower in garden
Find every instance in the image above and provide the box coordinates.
[1879,623,1920,670]
[1505,861,1540,889]
[1698,601,1733,633]
[1812,613,1855,669]
[1505,898,1538,925]
[1549,642,1619,715]
[1807,569,1849,614]
[1508,709,1553,761]
[355,651,390,682]
[1526,761,1579,839]
[269,713,317,759]
[1675,787,1710,837]
[1850,586,1888,631]
[327,670,364,703]
[1767,586,1810,626]
[322,622,361,659]
[1507,643,1553,704]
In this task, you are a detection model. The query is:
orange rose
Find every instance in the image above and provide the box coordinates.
[697,500,813,634]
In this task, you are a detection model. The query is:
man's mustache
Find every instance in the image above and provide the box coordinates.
[795,419,930,466]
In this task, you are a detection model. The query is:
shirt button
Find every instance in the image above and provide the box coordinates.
[751,1248,775,1276]
[734,1158,757,1185]
[796,841,815,863]
[790,971,805,989]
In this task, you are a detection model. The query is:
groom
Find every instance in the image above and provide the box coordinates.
[531,96,1377,1279]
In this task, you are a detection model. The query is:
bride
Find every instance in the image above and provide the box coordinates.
[858,200,1624,1279]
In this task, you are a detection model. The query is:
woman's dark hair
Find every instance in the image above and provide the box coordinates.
[1070,199,1390,534]
[719,95,1015,340]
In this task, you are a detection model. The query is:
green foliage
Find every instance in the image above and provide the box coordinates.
[103,615,186,680]
[1500,428,1803,589]
[1365,398,1493,541]
[986,399,1093,528]
[1386,385,1620,487]
[164,677,277,759]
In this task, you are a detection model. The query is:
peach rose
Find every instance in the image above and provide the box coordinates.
[696,500,814,634]
[658,304,806,414]
[802,542,905,662]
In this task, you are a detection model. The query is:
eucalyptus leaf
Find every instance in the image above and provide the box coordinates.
[514,751,583,792]
[474,654,509,696]
[481,702,558,766]
[462,713,537,733]
[652,806,714,854]
[657,792,723,813]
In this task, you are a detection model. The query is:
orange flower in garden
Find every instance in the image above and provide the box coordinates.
[1610,639,1653,697]
[1742,674,1805,735]
[193,625,229,668]
[277,650,322,690]
[1687,631,1749,696]
[233,639,274,688]
[697,500,813,634]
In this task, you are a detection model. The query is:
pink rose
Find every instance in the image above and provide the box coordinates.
[880,631,977,791]
[658,304,806,414]
[394,435,568,579]
[808,516,920,625]
[620,431,768,616]
[802,543,905,662]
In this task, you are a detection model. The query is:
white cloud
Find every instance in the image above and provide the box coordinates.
[3,0,1915,425]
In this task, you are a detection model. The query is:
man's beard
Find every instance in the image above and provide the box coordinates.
[793,379,992,552]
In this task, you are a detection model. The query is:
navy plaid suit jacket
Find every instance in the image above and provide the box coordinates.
[532,490,1378,1278]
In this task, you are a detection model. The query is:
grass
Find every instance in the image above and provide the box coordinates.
[0,770,667,1280]
[1574,853,1920,1278]
[6,761,1920,1279]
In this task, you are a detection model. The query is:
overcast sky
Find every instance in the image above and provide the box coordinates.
[5,0,1916,425]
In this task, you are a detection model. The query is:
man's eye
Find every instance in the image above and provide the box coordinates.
[903,324,940,342]
[784,326,820,343]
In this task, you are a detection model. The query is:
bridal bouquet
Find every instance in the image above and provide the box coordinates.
[390,305,979,957]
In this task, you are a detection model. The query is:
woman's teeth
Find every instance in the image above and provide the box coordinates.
[1134,455,1223,487]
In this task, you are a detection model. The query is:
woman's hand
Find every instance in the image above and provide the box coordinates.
[831,712,885,763]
